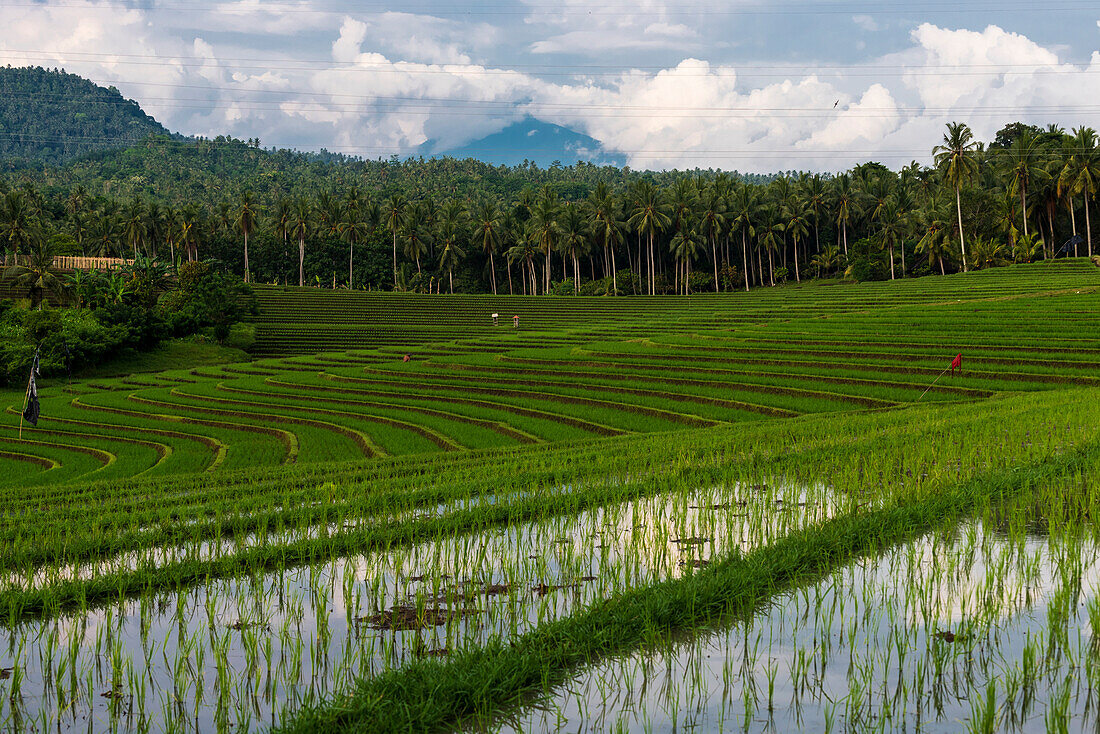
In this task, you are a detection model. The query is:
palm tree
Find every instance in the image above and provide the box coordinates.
[145,200,165,261]
[698,185,726,291]
[215,201,233,238]
[915,197,954,275]
[785,208,809,282]
[291,197,311,286]
[667,178,696,235]
[471,200,503,295]
[272,198,292,281]
[433,202,464,290]
[933,122,980,272]
[627,182,670,295]
[528,190,561,294]
[4,237,64,308]
[558,202,589,294]
[123,197,146,260]
[401,205,432,275]
[874,200,908,280]
[730,184,758,291]
[1000,130,1049,240]
[757,207,785,286]
[810,244,841,278]
[1059,126,1100,257]
[801,173,828,255]
[339,191,372,288]
[68,209,92,256]
[177,205,202,262]
[236,191,259,283]
[669,228,703,294]
[0,190,42,264]
[588,182,624,295]
[315,191,342,239]
[384,194,408,287]
[438,222,465,295]
[832,173,856,257]
[506,238,539,296]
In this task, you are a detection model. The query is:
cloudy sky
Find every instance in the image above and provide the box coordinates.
[3,0,1100,171]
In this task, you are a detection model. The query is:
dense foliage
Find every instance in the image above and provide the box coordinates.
[0,67,171,167]
[0,70,1098,294]
[0,253,254,384]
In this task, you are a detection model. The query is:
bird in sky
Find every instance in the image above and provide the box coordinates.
[833,100,839,108]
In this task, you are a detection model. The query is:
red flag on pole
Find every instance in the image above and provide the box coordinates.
[950,352,962,376]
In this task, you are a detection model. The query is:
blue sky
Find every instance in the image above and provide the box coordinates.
[3,1,1100,171]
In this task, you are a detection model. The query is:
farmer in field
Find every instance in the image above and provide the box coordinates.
[402,354,410,363]
[513,315,519,329]
[492,312,499,326]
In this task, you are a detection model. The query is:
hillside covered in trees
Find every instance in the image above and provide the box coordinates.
[0,70,1098,297]
[0,67,171,168]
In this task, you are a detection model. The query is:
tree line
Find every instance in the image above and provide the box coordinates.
[1,120,1098,295]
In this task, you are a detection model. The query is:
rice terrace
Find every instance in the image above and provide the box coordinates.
[0,255,1096,733]
[6,4,1100,731]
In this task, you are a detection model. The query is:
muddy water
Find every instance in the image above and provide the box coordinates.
[1,481,837,733]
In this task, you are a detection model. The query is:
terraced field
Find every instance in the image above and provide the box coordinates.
[3,259,1100,733]
[0,260,1092,485]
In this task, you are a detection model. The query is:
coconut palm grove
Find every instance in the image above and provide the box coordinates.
[1,55,1100,734]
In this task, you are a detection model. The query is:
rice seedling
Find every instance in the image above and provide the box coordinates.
[0,263,1098,732]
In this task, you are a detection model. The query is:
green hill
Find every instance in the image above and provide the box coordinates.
[0,66,171,167]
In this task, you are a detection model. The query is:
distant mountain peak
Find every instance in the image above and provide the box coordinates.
[425,118,625,168]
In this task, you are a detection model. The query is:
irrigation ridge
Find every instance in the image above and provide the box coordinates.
[3,259,1100,733]
[0,260,1095,487]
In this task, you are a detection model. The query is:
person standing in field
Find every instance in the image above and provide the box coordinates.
[513,315,519,329]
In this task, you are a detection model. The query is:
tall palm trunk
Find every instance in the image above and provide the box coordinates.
[642,232,651,294]
[348,242,353,288]
[888,244,895,280]
[1021,186,1029,238]
[392,232,398,287]
[955,186,969,272]
[298,235,305,287]
[842,221,848,256]
[506,260,513,295]
[741,230,749,292]
[1086,194,1093,257]
[711,236,719,292]
[610,243,618,295]
[243,231,250,283]
[489,251,497,295]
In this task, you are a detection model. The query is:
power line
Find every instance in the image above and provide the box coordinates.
[6,48,1097,73]
[7,91,1100,120]
[3,52,1095,78]
[4,0,1100,15]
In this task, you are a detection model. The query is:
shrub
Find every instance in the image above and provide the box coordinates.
[687,271,712,293]
[845,238,889,281]
[160,262,256,342]
[718,264,741,291]
[547,279,576,296]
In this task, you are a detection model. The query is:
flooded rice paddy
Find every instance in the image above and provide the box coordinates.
[496,521,1100,733]
[1,480,838,732]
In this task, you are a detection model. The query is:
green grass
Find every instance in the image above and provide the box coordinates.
[2,260,1100,733]
[76,337,251,379]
